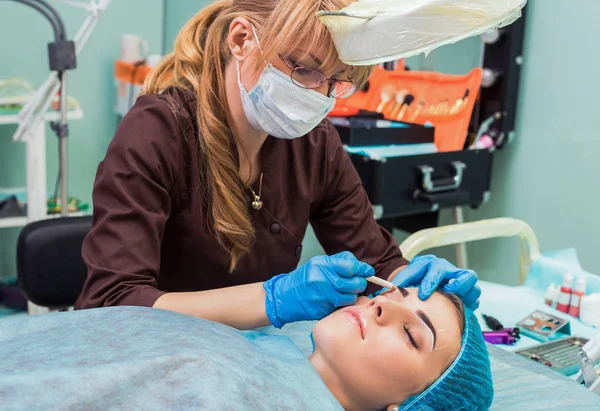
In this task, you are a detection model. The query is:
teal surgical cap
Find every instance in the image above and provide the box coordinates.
[400,307,494,410]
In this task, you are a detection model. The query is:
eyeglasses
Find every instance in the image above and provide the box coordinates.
[278,54,358,99]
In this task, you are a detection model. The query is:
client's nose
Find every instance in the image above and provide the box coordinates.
[355,296,371,306]
[368,295,413,326]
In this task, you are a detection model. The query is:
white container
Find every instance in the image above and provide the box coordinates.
[120,34,149,63]
[146,54,163,68]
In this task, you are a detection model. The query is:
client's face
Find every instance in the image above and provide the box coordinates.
[310,287,463,411]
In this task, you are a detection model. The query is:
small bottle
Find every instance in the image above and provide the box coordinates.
[551,286,560,309]
[556,273,574,313]
[568,277,586,317]
[545,283,557,306]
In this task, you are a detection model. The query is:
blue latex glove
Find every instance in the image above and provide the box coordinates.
[263,251,375,328]
[391,255,481,310]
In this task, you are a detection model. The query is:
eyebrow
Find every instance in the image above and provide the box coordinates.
[396,287,437,349]
[416,310,437,349]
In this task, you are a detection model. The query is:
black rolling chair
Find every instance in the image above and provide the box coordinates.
[17,216,92,310]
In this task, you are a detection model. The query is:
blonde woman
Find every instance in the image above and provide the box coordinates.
[77,0,481,329]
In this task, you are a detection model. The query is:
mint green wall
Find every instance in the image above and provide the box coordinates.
[0,0,164,279]
[164,0,212,53]
[422,38,483,75]
[462,0,600,284]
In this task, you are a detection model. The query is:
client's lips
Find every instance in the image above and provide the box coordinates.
[343,307,366,339]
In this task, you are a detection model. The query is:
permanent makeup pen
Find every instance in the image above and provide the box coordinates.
[366,276,397,291]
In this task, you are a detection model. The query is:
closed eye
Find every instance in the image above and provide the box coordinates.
[404,325,419,349]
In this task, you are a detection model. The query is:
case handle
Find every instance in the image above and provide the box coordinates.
[418,161,466,193]
[414,190,470,205]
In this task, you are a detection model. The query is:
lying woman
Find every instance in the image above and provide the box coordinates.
[0,288,492,410]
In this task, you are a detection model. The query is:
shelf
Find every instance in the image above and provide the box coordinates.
[0,216,28,229]
[0,211,88,230]
[0,109,84,126]
[46,211,87,219]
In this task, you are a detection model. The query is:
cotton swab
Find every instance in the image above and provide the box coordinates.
[367,276,397,291]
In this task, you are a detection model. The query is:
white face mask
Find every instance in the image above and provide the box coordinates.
[236,27,336,139]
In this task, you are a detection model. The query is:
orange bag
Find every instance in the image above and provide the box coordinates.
[332,64,482,153]
[370,68,483,152]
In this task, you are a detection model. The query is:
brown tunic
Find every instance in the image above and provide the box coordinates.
[75,87,408,309]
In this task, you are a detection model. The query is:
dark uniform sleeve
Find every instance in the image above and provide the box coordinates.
[310,121,409,294]
[75,95,181,309]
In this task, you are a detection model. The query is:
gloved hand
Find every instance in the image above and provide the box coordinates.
[263,251,374,328]
[391,255,481,310]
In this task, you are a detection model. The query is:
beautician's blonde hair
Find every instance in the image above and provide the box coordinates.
[143,0,372,271]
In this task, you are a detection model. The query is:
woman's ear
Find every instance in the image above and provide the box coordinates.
[227,17,257,62]
[386,404,400,411]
